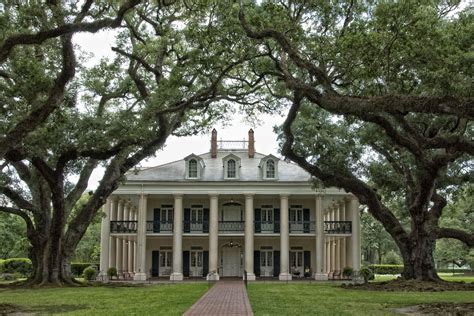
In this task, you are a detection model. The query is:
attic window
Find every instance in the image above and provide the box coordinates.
[227,159,236,178]
[266,160,275,178]
[188,159,198,178]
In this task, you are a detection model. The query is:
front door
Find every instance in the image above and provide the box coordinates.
[261,206,274,232]
[290,208,303,232]
[190,251,203,277]
[222,247,241,277]
[159,250,172,276]
[260,250,273,277]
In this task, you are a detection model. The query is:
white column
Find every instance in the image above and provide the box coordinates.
[335,204,341,272]
[109,198,117,269]
[207,193,220,280]
[116,199,124,275]
[279,194,291,281]
[128,205,134,273]
[122,202,130,274]
[339,201,346,270]
[345,200,353,268]
[134,194,148,280]
[99,199,111,279]
[330,207,335,272]
[350,196,361,271]
[315,194,327,280]
[171,194,184,281]
[133,207,138,273]
[244,193,255,280]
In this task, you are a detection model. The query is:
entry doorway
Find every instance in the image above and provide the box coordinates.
[222,247,241,277]
[190,250,203,277]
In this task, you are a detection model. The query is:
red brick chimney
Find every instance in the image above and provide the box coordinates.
[248,129,255,158]
[211,129,217,158]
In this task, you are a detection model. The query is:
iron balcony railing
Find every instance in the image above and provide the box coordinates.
[289,221,316,233]
[183,220,209,233]
[254,220,279,233]
[324,221,352,234]
[110,221,137,233]
[219,221,244,232]
[146,220,173,233]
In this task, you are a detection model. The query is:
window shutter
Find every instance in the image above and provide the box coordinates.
[183,251,190,277]
[203,251,209,277]
[254,251,261,277]
[304,251,311,271]
[274,208,280,233]
[184,208,191,233]
[153,208,160,233]
[273,251,280,277]
[303,208,310,233]
[254,208,261,233]
[151,251,159,277]
[203,208,209,233]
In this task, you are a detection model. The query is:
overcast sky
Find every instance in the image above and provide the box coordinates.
[73,31,286,189]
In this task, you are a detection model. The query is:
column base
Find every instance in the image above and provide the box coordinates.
[279,273,292,281]
[97,272,109,282]
[314,273,328,281]
[206,272,220,281]
[244,272,256,281]
[133,272,147,281]
[170,273,184,281]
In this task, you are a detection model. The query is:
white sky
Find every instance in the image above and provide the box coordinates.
[73,31,285,189]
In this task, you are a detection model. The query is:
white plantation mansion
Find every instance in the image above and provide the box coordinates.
[99,129,361,281]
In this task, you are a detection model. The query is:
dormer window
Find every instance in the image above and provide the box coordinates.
[266,160,275,178]
[260,155,279,180]
[227,159,236,178]
[188,159,198,178]
[223,154,240,179]
[184,154,204,179]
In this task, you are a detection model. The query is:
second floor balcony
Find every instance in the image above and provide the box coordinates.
[110,220,352,235]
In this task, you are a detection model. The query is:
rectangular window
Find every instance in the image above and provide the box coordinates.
[290,206,303,222]
[161,206,173,222]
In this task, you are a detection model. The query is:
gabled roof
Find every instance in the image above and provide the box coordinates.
[126,150,311,182]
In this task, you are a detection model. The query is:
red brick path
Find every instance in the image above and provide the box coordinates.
[183,280,253,316]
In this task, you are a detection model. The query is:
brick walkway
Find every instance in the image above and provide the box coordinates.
[183,280,253,316]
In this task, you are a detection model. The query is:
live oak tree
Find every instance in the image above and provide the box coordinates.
[0,1,262,285]
[238,1,473,281]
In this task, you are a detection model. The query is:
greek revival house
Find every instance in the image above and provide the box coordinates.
[99,129,361,281]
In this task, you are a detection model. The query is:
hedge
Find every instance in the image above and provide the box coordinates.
[71,263,98,277]
[368,264,472,275]
[0,258,32,276]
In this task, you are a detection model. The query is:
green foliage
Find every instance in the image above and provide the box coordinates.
[383,250,402,265]
[82,266,97,281]
[71,263,97,277]
[0,213,29,259]
[342,267,353,277]
[107,267,118,279]
[0,258,32,277]
[368,264,403,275]
[359,266,374,283]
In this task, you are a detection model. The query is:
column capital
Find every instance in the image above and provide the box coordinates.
[117,198,125,206]
[315,193,325,198]
[208,192,219,198]
[173,193,184,198]
[279,193,290,199]
[244,193,255,198]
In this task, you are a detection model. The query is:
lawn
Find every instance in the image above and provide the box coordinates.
[247,283,474,315]
[374,273,474,283]
[0,283,208,315]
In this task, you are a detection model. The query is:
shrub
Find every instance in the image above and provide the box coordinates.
[71,263,97,277]
[342,267,353,277]
[359,267,374,284]
[0,273,17,281]
[368,264,403,275]
[107,267,118,279]
[83,266,97,281]
[1,258,32,277]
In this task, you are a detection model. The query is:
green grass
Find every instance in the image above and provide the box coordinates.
[0,283,208,315]
[373,273,474,283]
[247,283,474,316]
